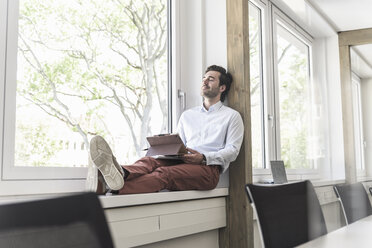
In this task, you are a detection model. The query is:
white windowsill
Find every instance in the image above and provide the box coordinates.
[357,176,372,182]
[99,188,229,209]
[0,188,229,207]
[311,179,345,187]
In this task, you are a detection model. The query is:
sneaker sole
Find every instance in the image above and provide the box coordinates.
[89,136,124,191]
[85,156,99,192]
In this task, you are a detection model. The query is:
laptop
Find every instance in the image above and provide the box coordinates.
[270,160,288,184]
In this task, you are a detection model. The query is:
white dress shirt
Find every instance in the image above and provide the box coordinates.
[177,101,244,173]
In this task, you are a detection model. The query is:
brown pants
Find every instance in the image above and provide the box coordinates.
[118,157,220,194]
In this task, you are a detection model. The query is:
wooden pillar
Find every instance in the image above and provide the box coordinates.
[219,0,253,247]
[338,45,356,183]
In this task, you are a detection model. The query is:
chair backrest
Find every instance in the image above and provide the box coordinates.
[334,182,372,225]
[246,180,327,248]
[0,192,114,248]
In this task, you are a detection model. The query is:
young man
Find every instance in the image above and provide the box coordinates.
[89,65,244,194]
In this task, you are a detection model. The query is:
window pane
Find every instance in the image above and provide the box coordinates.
[15,0,168,167]
[276,23,311,169]
[249,3,265,168]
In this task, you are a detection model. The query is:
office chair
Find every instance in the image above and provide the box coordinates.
[246,180,327,248]
[334,182,372,225]
[0,192,114,248]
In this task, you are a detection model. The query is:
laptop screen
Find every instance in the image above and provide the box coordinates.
[270,160,288,184]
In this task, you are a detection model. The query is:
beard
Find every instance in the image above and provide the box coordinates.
[201,86,220,99]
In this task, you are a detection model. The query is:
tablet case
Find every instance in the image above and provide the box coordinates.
[145,134,187,156]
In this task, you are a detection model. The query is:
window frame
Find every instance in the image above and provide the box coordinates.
[272,10,314,168]
[0,0,172,193]
[251,1,325,180]
[249,0,269,170]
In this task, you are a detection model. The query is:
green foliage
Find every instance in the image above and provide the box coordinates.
[277,34,311,169]
[16,0,168,166]
[15,122,63,167]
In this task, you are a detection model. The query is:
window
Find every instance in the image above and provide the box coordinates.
[249,0,328,176]
[274,21,312,169]
[2,0,170,183]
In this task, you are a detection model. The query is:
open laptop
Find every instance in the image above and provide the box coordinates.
[270,160,288,184]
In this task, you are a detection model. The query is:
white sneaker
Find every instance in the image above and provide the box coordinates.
[89,136,125,191]
[85,154,99,192]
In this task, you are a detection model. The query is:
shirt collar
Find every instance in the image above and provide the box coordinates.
[201,101,223,112]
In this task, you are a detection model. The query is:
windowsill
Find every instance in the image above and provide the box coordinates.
[253,167,348,187]
[357,176,372,182]
[252,175,346,188]
[311,179,345,187]
[253,172,321,184]
[0,188,229,207]
[254,168,319,175]
[312,177,372,187]
[99,188,229,209]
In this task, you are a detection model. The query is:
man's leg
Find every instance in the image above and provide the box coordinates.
[123,157,180,180]
[119,164,220,194]
[89,135,181,193]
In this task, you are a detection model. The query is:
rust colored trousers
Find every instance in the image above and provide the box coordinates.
[118,157,220,194]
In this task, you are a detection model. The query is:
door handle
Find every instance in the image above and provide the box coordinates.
[178,89,186,111]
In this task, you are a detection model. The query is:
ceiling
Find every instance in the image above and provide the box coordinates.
[308,0,372,32]
[308,0,372,78]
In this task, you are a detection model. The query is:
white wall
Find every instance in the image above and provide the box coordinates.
[325,35,346,180]
[175,0,227,112]
[176,0,204,113]
[312,38,332,179]
[204,0,227,69]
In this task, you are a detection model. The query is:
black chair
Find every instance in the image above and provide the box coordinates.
[333,182,372,225]
[246,180,327,248]
[0,192,114,248]
[369,186,372,197]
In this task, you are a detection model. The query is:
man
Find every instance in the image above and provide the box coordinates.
[89,65,244,194]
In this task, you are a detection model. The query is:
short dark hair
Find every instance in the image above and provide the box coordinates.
[205,65,232,102]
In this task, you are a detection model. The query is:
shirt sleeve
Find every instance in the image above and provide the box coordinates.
[203,112,244,172]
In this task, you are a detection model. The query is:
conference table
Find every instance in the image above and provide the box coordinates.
[297,215,372,247]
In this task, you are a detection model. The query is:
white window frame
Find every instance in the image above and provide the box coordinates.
[0,0,172,195]
[272,8,315,163]
[2,0,93,182]
[249,0,270,170]
[252,1,323,181]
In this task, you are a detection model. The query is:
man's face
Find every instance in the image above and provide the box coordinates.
[201,70,225,99]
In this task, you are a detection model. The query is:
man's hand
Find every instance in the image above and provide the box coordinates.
[182,148,204,165]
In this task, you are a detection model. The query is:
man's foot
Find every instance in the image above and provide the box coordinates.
[90,135,125,191]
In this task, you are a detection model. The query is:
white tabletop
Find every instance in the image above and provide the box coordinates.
[297,215,372,247]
